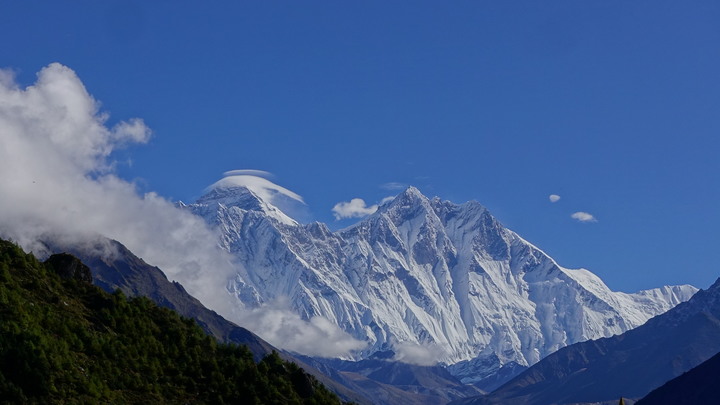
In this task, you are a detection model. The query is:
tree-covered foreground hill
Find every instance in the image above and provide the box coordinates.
[0,238,343,404]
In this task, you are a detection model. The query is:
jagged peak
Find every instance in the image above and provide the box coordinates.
[197,185,264,209]
[431,196,489,220]
[304,221,333,238]
[195,185,298,226]
[193,171,305,226]
[382,186,431,210]
[207,170,304,204]
[399,185,424,197]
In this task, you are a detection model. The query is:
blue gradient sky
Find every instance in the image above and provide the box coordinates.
[1,1,719,292]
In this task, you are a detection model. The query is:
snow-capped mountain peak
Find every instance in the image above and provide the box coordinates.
[381,186,432,214]
[197,184,298,226]
[184,184,698,383]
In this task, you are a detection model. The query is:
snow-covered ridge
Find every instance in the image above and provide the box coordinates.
[184,185,697,378]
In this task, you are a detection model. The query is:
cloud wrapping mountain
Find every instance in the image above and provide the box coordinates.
[0,63,362,357]
[0,63,236,316]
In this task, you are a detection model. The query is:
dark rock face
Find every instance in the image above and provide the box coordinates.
[44,253,92,284]
[636,350,720,405]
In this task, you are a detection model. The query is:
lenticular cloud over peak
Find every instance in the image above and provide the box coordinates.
[224,169,274,179]
[208,170,305,204]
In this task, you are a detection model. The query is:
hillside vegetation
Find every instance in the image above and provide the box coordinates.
[0,239,342,404]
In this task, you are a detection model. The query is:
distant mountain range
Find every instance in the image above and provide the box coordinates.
[22,181,711,404]
[452,277,720,404]
[184,183,697,387]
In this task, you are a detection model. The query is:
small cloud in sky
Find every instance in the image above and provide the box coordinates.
[381,182,408,191]
[549,194,561,203]
[332,198,378,220]
[571,212,597,223]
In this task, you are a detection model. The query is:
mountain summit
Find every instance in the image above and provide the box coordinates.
[185,186,697,385]
[194,184,299,226]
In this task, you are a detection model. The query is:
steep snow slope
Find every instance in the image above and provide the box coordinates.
[185,185,696,379]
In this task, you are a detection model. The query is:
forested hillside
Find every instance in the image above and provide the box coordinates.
[0,239,342,404]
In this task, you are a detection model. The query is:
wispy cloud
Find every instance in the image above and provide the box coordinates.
[571,212,597,223]
[332,198,379,220]
[381,182,408,191]
[236,297,366,357]
[392,340,446,366]
[549,194,561,203]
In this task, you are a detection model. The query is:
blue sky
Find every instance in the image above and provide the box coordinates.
[1,1,719,293]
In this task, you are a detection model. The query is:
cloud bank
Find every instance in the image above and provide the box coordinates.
[0,62,237,314]
[549,194,561,203]
[571,211,597,222]
[0,63,361,357]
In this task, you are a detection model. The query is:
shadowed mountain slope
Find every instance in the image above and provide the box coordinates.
[452,277,720,405]
[0,239,342,404]
[635,349,720,405]
[43,237,370,405]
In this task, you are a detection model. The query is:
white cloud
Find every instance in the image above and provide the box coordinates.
[208,170,304,204]
[381,182,408,191]
[0,68,18,88]
[0,63,360,358]
[236,298,366,358]
[332,198,379,220]
[571,212,597,223]
[0,62,237,316]
[392,340,446,366]
[224,169,274,178]
[549,194,561,203]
